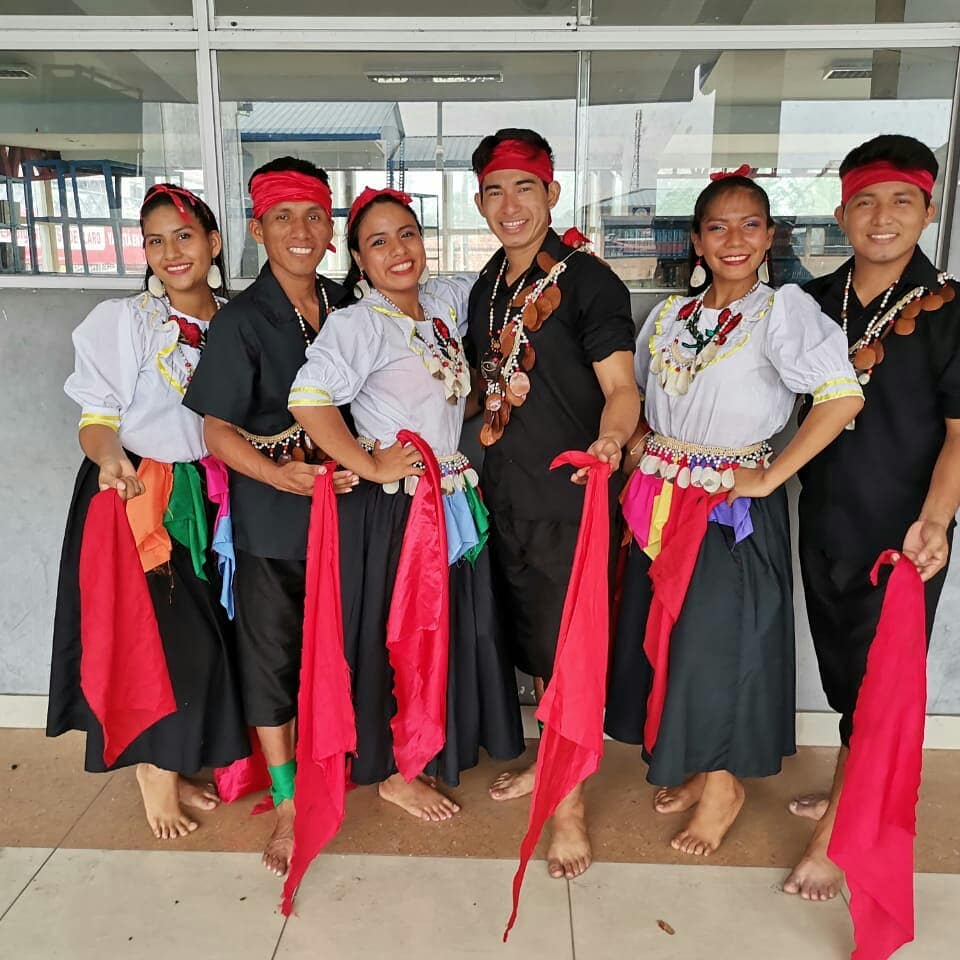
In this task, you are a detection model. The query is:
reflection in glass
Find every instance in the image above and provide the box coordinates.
[7,1,193,14]
[583,48,957,289]
[215,0,575,16]
[590,0,960,26]
[218,52,578,279]
[0,51,202,276]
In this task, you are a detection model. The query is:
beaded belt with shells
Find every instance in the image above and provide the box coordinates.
[236,422,323,464]
[639,433,772,492]
[357,437,479,496]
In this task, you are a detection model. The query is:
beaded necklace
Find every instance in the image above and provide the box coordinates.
[651,282,768,397]
[483,250,575,413]
[841,268,957,386]
[166,293,219,387]
[292,284,333,347]
[376,290,470,402]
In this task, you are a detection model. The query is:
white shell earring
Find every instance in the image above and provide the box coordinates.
[690,258,707,288]
[206,264,223,289]
[419,263,430,285]
[147,273,166,298]
[758,256,770,284]
[353,272,371,300]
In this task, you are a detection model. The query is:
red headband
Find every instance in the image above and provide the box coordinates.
[347,186,413,232]
[250,170,335,251]
[841,161,935,206]
[710,163,753,182]
[478,140,554,187]
[141,184,202,224]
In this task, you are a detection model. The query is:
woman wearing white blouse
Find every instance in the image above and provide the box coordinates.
[289,188,524,822]
[605,171,864,857]
[47,185,248,840]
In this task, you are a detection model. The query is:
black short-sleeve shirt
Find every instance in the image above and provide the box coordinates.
[798,249,960,563]
[183,262,346,561]
[466,229,636,522]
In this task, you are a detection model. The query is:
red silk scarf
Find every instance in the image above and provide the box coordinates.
[828,550,927,960]
[841,162,935,206]
[478,140,554,187]
[385,430,450,780]
[504,452,611,940]
[281,435,449,914]
[642,484,727,752]
[282,468,355,915]
[79,489,176,767]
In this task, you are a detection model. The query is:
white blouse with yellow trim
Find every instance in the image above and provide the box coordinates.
[636,282,861,449]
[289,274,476,459]
[65,292,222,463]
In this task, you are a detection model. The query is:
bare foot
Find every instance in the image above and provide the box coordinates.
[489,762,536,801]
[136,764,199,840]
[378,773,460,822]
[654,773,705,814]
[262,798,294,877]
[178,777,219,812]
[671,773,744,857]
[787,793,830,822]
[783,824,844,901]
[547,795,592,880]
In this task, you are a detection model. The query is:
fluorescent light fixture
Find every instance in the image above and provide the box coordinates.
[0,66,35,80]
[366,70,503,86]
[823,61,873,81]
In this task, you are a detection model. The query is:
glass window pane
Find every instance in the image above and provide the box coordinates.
[218,51,578,279]
[215,0,575,16]
[583,47,958,289]
[591,0,960,25]
[0,1,192,14]
[0,50,202,276]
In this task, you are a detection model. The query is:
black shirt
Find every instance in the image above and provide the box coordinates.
[183,262,346,561]
[799,249,960,563]
[466,229,635,521]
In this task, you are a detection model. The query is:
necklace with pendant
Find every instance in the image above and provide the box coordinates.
[376,290,470,402]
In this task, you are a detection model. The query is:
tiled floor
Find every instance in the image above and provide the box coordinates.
[1,730,958,958]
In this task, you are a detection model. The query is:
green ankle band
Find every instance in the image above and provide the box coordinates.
[268,760,296,807]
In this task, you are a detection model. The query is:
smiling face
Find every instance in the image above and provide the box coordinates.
[249,199,333,280]
[351,200,426,300]
[692,187,774,289]
[474,170,560,260]
[836,179,935,270]
[142,203,221,297]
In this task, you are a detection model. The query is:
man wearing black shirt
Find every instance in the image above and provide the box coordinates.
[787,135,960,901]
[184,157,353,878]
[467,129,640,880]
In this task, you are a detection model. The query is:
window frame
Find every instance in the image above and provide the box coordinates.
[0,1,957,291]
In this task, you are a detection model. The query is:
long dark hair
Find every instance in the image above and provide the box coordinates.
[686,175,774,295]
[140,183,228,299]
[342,195,424,298]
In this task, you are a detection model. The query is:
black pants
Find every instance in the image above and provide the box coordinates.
[234,550,306,728]
[799,535,950,745]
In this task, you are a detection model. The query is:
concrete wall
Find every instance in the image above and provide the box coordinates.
[0,285,958,714]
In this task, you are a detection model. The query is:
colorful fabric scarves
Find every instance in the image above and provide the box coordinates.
[201,455,236,619]
[281,468,355,916]
[79,489,176,766]
[385,430,451,781]
[828,550,927,960]
[641,482,728,752]
[504,452,611,940]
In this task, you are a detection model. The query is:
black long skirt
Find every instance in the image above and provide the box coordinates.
[339,479,525,787]
[604,487,796,787]
[46,457,250,775]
